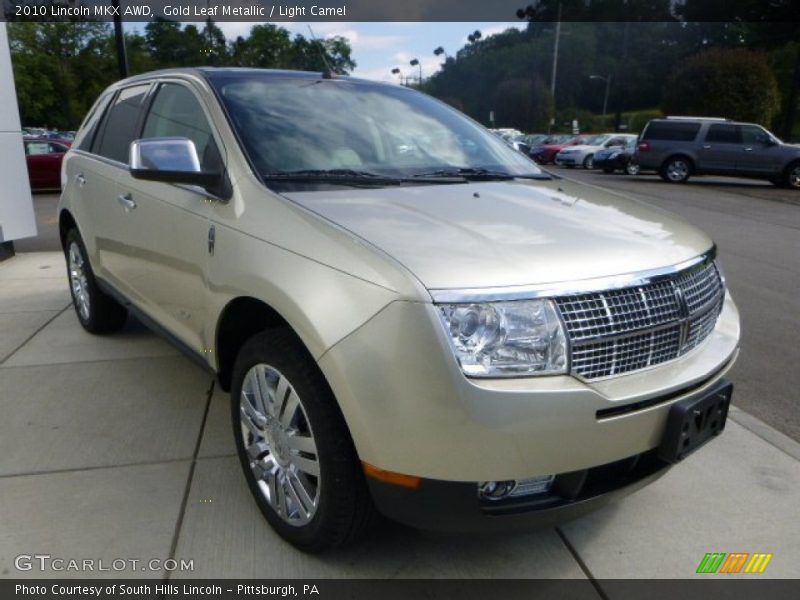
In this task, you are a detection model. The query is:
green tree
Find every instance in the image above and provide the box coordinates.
[662,48,781,126]
[493,78,553,131]
[8,22,111,128]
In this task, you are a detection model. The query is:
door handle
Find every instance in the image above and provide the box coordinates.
[117,193,137,211]
[75,173,86,187]
[702,145,711,149]
[744,147,753,152]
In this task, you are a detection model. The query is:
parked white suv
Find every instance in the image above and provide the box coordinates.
[58,69,740,552]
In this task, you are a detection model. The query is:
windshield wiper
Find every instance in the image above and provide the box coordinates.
[411,167,551,181]
[262,169,403,185]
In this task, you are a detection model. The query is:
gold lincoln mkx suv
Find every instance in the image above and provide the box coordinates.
[58,68,740,552]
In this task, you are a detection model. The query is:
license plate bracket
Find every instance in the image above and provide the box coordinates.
[657,380,732,464]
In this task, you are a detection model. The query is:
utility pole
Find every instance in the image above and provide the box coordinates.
[112,0,128,79]
[550,2,562,99]
[614,20,630,132]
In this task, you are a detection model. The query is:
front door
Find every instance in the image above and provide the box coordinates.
[736,125,783,175]
[112,81,225,354]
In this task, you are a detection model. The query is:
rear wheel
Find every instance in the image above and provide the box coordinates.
[64,229,127,334]
[625,162,641,176]
[660,156,692,183]
[231,329,377,552]
[785,162,800,190]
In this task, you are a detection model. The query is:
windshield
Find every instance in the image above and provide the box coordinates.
[210,76,543,186]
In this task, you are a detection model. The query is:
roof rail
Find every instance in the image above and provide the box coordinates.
[664,116,729,121]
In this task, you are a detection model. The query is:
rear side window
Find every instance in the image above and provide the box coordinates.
[94,84,150,164]
[76,92,113,152]
[141,83,222,172]
[705,124,740,144]
[642,121,701,142]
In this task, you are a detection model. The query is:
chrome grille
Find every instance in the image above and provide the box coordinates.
[555,261,724,380]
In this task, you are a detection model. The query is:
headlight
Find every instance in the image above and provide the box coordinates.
[437,300,568,377]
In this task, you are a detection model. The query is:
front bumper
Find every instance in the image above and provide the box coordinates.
[367,447,670,532]
[555,155,578,166]
[318,294,739,483]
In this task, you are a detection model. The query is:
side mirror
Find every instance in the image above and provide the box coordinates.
[129,137,231,199]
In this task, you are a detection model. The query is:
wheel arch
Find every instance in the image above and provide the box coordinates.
[215,296,299,392]
[58,209,78,251]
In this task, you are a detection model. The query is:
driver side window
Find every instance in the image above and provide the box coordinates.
[141,83,222,172]
[740,125,770,145]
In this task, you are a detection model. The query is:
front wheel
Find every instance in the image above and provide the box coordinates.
[64,229,127,334]
[231,329,376,552]
[583,154,594,169]
[660,157,691,183]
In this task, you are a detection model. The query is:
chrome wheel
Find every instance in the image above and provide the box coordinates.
[583,155,594,169]
[626,162,640,176]
[68,241,91,321]
[789,165,800,189]
[239,364,320,526]
[666,159,689,182]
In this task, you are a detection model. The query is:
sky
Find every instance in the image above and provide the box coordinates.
[131,21,525,82]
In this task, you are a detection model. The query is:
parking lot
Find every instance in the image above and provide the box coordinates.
[1,174,798,586]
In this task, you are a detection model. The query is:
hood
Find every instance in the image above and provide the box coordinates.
[284,178,713,291]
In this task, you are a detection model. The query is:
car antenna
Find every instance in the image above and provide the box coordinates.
[307,25,335,79]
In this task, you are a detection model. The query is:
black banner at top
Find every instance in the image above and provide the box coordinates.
[3,0,800,22]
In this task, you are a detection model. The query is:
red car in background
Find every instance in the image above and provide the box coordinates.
[530,134,590,164]
[24,137,71,190]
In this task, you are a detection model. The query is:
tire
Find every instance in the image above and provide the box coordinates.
[583,154,594,169]
[231,329,377,553]
[785,162,800,190]
[660,156,692,183]
[625,162,641,176]
[64,228,127,334]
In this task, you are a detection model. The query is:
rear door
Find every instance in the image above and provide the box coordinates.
[697,123,742,173]
[23,140,54,188]
[75,84,151,285]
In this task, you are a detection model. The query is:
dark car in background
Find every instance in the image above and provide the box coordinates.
[24,137,71,190]
[594,136,640,175]
[635,117,800,189]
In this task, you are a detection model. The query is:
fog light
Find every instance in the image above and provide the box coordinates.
[478,475,555,501]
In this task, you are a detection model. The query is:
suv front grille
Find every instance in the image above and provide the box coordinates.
[555,261,724,380]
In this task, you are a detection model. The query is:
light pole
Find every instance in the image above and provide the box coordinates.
[409,58,421,84]
[391,67,405,86]
[433,46,448,60]
[589,74,611,118]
